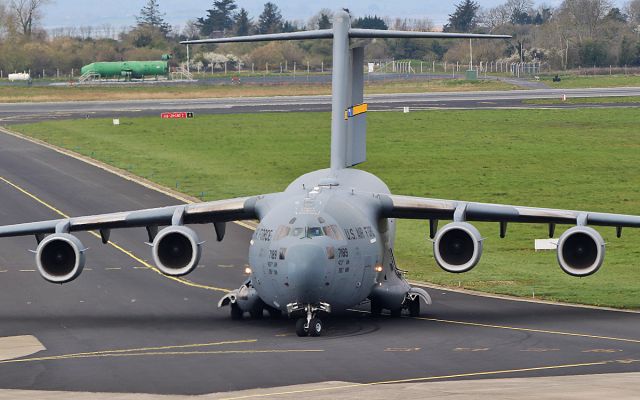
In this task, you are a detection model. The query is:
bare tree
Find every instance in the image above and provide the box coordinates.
[479,4,511,30]
[626,0,640,25]
[10,0,49,38]
[182,19,200,40]
[559,0,612,41]
[307,8,333,30]
[0,1,8,37]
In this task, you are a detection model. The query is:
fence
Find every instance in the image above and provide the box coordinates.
[4,60,640,82]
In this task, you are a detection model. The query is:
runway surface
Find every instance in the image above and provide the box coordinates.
[2,86,640,124]
[0,125,639,395]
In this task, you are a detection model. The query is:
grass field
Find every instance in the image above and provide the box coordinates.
[0,79,517,103]
[11,108,640,309]
[524,96,640,105]
[541,73,640,88]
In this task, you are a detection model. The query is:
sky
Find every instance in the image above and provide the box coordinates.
[42,0,628,31]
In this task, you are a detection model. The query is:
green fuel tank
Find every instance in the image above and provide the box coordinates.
[80,60,169,79]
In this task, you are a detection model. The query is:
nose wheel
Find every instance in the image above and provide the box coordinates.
[295,305,324,337]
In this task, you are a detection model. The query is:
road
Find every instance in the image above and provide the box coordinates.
[1,86,640,124]
[0,125,639,396]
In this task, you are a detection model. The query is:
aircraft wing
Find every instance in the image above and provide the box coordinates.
[0,196,260,239]
[379,194,640,230]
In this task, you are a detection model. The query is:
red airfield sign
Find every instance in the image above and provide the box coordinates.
[161,112,194,119]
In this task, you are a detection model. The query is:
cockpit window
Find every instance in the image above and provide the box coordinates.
[307,227,323,237]
[322,225,344,240]
[291,226,325,239]
[274,225,291,241]
[291,227,305,238]
[331,225,344,240]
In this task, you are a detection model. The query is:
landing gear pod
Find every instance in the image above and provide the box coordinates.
[433,222,483,273]
[152,226,202,276]
[36,233,86,283]
[557,226,605,277]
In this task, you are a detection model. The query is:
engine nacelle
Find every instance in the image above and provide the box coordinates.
[152,226,202,276]
[433,222,483,273]
[36,233,86,283]
[557,226,605,277]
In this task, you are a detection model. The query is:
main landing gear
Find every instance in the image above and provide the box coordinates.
[370,296,421,317]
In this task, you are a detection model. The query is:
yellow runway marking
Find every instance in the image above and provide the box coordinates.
[416,317,640,345]
[217,359,640,400]
[453,347,489,352]
[583,349,622,353]
[1,349,323,365]
[0,175,231,293]
[0,339,258,364]
[235,220,257,231]
[520,348,560,352]
[384,348,421,352]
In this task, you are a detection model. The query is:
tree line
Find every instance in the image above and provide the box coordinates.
[1,0,639,77]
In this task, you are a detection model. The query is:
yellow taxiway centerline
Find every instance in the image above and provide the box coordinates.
[417,317,640,345]
[0,339,258,365]
[0,175,231,293]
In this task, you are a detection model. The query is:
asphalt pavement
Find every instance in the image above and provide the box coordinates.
[0,124,639,396]
[2,86,640,124]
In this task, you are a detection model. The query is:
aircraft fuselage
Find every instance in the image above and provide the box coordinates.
[247,168,410,314]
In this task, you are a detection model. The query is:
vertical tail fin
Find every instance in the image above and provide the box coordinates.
[181,12,510,173]
[346,46,366,167]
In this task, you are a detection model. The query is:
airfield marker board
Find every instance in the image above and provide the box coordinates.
[161,112,194,119]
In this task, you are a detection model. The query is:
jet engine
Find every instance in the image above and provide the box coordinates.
[557,226,605,277]
[36,233,86,283]
[433,222,483,273]
[152,226,202,276]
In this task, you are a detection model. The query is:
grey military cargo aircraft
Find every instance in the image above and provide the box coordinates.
[0,11,635,337]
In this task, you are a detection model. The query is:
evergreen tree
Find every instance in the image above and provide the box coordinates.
[511,9,532,25]
[619,36,636,65]
[234,8,251,36]
[444,0,479,32]
[197,0,238,37]
[352,15,388,30]
[281,20,298,33]
[317,13,331,29]
[257,2,283,34]
[136,0,171,35]
[605,8,627,23]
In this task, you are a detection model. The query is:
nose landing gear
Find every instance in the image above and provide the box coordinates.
[289,303,331,337]
[296,316,322,337]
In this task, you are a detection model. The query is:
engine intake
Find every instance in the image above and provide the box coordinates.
[557,226,605,277]
[152,226,202,276]
[433,222,483,273]
[36,233,86,283]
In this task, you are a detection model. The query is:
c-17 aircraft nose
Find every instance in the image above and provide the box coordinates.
[286,244,329,303]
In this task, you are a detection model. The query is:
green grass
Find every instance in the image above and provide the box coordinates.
[11,108,640,309]
[541,74,640,88]
[524,96,640,105]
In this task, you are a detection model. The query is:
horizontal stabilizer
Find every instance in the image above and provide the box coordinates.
[349,29,510,40]
[181,30,332,44]
[182,29,510,45]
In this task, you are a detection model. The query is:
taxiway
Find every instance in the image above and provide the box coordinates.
[0,126,639,395]
[2,86,640,124]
